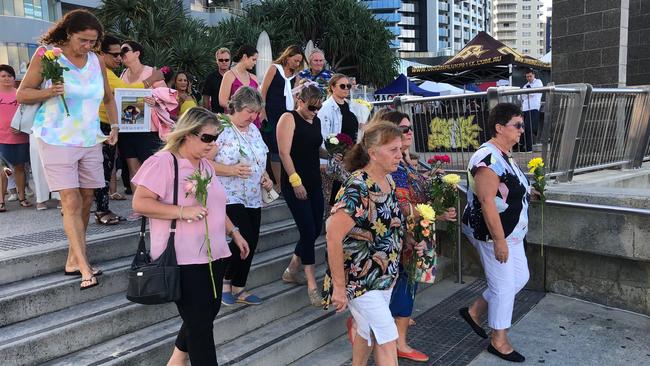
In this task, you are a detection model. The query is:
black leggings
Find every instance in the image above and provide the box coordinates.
[282,185,324,265]
[224,204,262,287]
[94,123,116,212]
[174,260,226,365]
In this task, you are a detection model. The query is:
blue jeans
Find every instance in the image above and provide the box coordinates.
[282,185,324,265]
[390,268,419,318]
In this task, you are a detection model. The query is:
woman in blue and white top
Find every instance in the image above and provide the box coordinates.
[211,86,273,306]
[459,103,533,363]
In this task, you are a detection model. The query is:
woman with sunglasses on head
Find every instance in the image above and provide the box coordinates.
[218,45,261,129]
[118,40,166,195]
[317,74,360,210]
[459,103,533,363]
[276,85,327,306]
[376,111,457,362]
[210,86,273,307]
[132,107,249,366]
[260,45,305,192]
[17,10,119,290]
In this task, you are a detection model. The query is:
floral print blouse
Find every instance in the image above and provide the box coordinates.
[214,123,268,208]
[322,170,404,308]
[461,142,530,244]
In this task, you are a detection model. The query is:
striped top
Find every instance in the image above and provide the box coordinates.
[32,51,105,147]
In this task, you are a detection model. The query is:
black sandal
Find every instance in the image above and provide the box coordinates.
[95,211,120,225]
[19,199,32,208]
[80,276,99,291]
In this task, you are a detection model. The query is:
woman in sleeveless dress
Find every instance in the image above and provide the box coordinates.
[260,45,305,191]
[17,10,119,290]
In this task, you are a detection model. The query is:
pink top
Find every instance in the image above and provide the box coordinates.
[229,72,261,128]
[132,151,231,265]
[0,89,29,144]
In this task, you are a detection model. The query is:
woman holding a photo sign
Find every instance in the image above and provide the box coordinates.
[118,40,165,193]
[17,10,119,290]
[210,86,272,306]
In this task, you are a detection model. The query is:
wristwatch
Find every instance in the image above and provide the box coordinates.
[228,226,240,236]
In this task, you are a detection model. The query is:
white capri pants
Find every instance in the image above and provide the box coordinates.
[348,289,398,346]
[470,237,530,330]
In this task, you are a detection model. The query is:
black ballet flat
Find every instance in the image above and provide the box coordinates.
[487,344,525,363]
[459,307,488,338]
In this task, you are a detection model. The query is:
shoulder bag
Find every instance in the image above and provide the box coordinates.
[126,153,181,304]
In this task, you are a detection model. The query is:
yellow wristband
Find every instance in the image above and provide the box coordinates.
[288,173,301,184]
[290,177,302,187]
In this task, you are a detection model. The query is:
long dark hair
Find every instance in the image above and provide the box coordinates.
[41,9,104,49]
[344,121,402,172]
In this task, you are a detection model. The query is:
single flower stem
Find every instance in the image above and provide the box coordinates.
[60,95,70,117]
[204,214,217,299]
[540,202,544,257]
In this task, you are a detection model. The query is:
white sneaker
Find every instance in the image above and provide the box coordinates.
[7,194,18,202]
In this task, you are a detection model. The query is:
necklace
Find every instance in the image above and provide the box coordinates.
[489,138,512,157]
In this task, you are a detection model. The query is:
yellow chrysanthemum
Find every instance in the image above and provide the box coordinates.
[527,157,544,171]
[44,50,56,60]
[353,98,373,112]
[415,204,436,222]
[323,275,331,290]
[442,174,461,186]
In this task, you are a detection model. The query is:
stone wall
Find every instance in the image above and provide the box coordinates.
[627,0,650,85]
[552,0,628,87]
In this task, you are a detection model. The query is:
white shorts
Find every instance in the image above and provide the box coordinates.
[348,289,398,346]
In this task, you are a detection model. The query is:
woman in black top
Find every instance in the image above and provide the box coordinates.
[277,85,325,307]
[260,45,305,192]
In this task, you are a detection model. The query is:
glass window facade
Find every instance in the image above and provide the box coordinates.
[1,0,53,21]
[0,42,38,76]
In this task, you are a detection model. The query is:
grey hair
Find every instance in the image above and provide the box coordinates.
[227,86,264,113]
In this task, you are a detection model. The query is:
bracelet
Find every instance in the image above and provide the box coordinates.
[179,205,184,220]
[288,173,302,187]
[228,226,240,236]
[143,79,151,88]
[110,124,119,130]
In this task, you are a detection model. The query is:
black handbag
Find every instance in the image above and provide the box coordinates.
[126,153,181,304]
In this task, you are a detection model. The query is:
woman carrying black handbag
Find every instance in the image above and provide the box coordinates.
[132,107,250,366]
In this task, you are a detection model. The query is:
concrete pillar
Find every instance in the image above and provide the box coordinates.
[552,0,629,87]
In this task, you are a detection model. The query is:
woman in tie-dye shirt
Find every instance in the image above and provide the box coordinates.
[17,10,119,291]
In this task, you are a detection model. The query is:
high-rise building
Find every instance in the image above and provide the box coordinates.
[492,0,551,59]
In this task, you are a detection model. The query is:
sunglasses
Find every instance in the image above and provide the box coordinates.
[106,51,121,58]
[195,133,219,143]
[399,125,413,133]
[120,47,133,56]
[508,122,525,129]
[307,105,321,112]
[338,84,353,90]
[218,58,230,63]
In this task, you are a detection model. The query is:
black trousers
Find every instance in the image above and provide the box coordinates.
[94,123,116,212]
[174,260,226,365]
[224,204,262,287]
[282,185,324,265]
[520,109,540,151]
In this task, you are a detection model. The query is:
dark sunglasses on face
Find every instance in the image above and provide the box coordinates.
[508,122,525,129]
[106,51,121,58]
[218,58,230,62]
[195,133,219,143]
[338,84,353,90]
[399,125,413,133]
[120,47,132,56]
[307,105,321,112]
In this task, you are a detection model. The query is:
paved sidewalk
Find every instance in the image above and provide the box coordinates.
[469,294,650,366]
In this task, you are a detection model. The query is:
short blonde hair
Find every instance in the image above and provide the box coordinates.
[161,107,223,153]
[215,48,230,58]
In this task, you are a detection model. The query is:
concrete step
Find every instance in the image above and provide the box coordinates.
[0,200,292,286]
[43,264,331,366]
[0,232,324,328]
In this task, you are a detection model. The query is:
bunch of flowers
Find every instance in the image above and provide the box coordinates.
[427,173,460,236]
[36,47,70,116]
[352,98,373,112]
[184,169,218,298]
[427,154,451,174]
[405,204,436,295]
[324,133,354,156]
[527,157,547,255]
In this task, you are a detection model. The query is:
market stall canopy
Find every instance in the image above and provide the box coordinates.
[374,74,439,100]
[418,81,467,95]
[407,32,551,85]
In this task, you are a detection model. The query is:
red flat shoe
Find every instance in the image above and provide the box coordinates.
[346,316,355,345]
[397,349,430,362]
